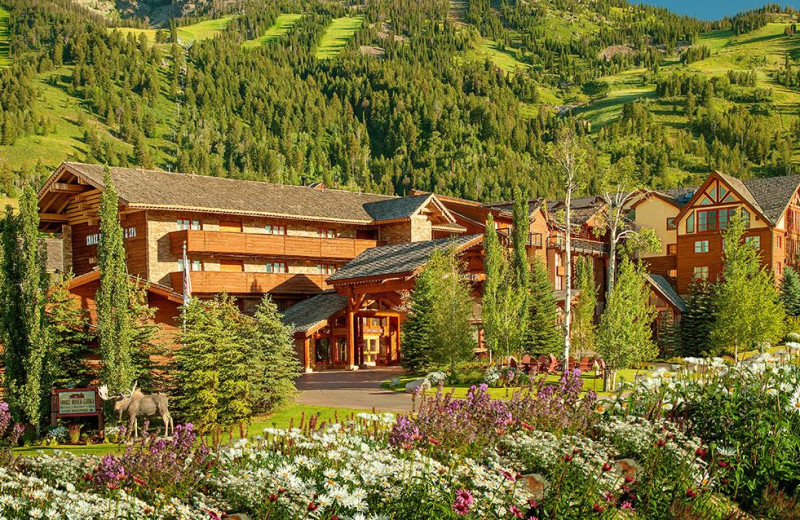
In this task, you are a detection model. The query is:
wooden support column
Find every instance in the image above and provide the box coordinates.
[347,299,356,370]
[303,338,312,373]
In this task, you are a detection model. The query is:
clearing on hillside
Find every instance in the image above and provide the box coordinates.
[114,15,234,44]
[0,5,10,67]
[316,16,364,59]
[242,13,303,49]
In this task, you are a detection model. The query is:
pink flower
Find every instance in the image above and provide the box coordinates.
[621,501,635,510]
[509,505,526,518]
[455,489,475,505]
[452,499,470,515]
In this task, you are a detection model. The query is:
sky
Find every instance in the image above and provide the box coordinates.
[636,1,800,20]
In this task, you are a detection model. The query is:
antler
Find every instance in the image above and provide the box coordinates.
[98,385,109,401]
[129,380,138,396]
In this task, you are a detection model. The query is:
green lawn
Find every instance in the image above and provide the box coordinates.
[0,5,10,67]
[316,16,364,59]
[114,15,234,44]
[12,404,370,457]
[242,13,303,49]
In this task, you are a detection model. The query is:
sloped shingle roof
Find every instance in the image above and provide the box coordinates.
[58,162,396,223]
[363,194,433,221]
[742,175,800,225]
[657,186,697,207]
[281,291,347,334]
[328,235,482,282]
[648,274,687,313]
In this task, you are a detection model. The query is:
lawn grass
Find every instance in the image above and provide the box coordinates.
[315,16,364,59]
[242,13,303,49]
[12,404,370,457]
[114,15,234,44]
[0,5,10,68]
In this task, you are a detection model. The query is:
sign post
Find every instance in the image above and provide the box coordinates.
[51,388,105,433]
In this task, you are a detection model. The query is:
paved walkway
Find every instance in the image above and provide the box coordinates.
[295,367,414,413]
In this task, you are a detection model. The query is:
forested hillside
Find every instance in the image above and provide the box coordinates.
[0,0,798,202]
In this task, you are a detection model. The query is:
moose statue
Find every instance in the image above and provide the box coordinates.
[98,382,173,438]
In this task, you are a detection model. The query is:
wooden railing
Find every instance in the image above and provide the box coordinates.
[169,230,378,260]
[547,234,607,255]
[169,271,329,295]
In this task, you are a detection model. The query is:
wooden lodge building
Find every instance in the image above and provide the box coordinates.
[37,161,800,372]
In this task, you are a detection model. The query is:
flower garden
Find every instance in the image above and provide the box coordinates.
[0,351,799,520]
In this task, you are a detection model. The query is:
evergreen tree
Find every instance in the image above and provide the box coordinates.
[511,187,530,291]
[679,281,718,357]
[401,262,436,374]
[524,258,561,355]
[97,167,134,395]
[712,213,785,360]
[217,295,251,441]
[175,297,221,437]
[572,257,597,358]
[596,258,657,389]
[247,296,300,412]
[481,214,502,359]
[0,205,25,421]
[45,274,92,389]
[781,266,800,317]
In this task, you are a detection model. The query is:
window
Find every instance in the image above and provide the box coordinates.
[86,233,100,246]
[265,262,287,274]
[666,217,676,230]
[693,266,709,281]
[778,236,783,249]
[698,209,717,232]
[124,227,137,239]
[742,208,750,228]
[178,258,202,271]
[315,338,331,363]
[318,263,337,275]
[667,244,677,255]
[318,228,335,239]
[265,224,286,235]
[336,338,348,363]
[746,236,761,249]
[177,218,201,231]
[694,240,709,253]
[686,212,695,233]
[668,268,678,278]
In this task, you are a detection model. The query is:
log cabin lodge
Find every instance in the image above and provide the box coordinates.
[37,163,800,371]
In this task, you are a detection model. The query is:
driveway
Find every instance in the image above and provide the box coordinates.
[296,367,413,413]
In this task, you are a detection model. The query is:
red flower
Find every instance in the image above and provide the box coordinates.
[82,474,93,482]
[520,421,535,431]
[695,447,707,458]
[656,438,667,447]
[624,475,635,483]
[686,487,698,499]
[268,494,279,502]
[563,454,573,462]
[307,502,318,512]
[602,462,612,472]
[132,476,146,486]
[718,460,728,468]
[593,503,605,513]
[106,482,118,490]
[452,499,470,515]
[428,437,442,446]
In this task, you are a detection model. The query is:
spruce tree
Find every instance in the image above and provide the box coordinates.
[248,296,300,412]
[524,257,561,355]
[217,295,251,441]
[0,205,25,421]
[679,281,718,357]
[45,274,92,389]
[401,264,436,374]
[97,167,134,395]
[781,266,800,317]
[481,214,502,359]
[511,187,530,292]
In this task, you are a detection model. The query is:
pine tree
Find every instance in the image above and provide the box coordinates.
[175,297,221,437]
[781,266,800,317]
[247,296,300,412]
[572,257,597,358]
[45,274,92,389]
[97,167,134,395]
[712,213,785,360]
[679,281,718,357]
[524,258,561,355]
[0,205,25,421]
[511,187,530,292]
[216,296,251,441]
[401,263,436,374]
[596,258,657,389]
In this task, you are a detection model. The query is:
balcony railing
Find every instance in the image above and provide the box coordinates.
[547,235,608,255]
[496,230,543,248]
[169,230,379,261]
[169,271,329,295]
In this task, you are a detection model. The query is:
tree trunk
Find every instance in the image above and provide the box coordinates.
[563,187,572,371]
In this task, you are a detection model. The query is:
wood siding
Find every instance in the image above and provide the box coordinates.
[169,230,379,261]
[170,271,329,295]
[69,211,148,277]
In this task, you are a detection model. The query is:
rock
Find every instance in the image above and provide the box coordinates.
[390,378,401,388]
[227,514,250,520]
[404,378,431,394]
[519,473,549,501]
[616,458,642,481]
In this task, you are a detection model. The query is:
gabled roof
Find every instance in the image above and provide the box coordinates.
[656,186,697,207]
[66,269,184,304]
[673,171,800,227]
[482,198,546,216]
[328,235,482,283]
[42,162,397,224]
[281,291,347,335]
[648,274,687,313]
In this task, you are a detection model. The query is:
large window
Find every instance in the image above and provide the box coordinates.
[694,240,709,253]
[265,224,286,235]
[745,236,761,249]
[318,228,335,239]
[686,213,695,233]
[693,266,709,281]
[318,264,337,275]
[178,258,202,271]
[667,244,677,255]
[689,208,749,233]
[698,210,717,232]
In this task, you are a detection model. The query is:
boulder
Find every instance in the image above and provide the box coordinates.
[404,378,431,394]
[519,473,549,501]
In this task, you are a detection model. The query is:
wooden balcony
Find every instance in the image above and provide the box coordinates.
[169,230,379,261]
[169,271,330,295]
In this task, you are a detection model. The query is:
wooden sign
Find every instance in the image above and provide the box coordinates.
[51,388,104,430]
